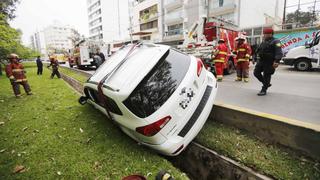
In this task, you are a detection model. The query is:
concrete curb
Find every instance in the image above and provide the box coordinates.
[60,66,92,78]
[60,73,84,94]
[211,102,320,160]
[171,142,272,180]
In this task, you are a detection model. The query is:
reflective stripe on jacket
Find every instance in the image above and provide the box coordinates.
[214,43,228,63]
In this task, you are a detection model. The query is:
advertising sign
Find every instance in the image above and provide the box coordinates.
[274,28,318,54]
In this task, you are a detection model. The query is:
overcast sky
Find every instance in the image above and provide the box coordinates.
[10,0,89,45]
[10,0,319,46]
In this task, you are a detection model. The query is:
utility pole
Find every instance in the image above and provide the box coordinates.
[282,0,287,29]
[117,0,121,39]
[311,0,317,26]
[128,0,133,43]
[296,0,301,27]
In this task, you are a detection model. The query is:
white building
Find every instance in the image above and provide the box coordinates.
[30,22,80,56]
[129,0,164,43]
[30,31,47,56]
[87,0,130,44]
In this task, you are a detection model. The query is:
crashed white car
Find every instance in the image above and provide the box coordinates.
[79,43,217,156]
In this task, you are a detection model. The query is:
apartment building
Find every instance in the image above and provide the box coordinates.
[129,0,164,43]
[87,0,130,43]
[30,22,79,56]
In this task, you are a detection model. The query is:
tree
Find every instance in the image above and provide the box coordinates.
[0,14,40,75]
[0,0,20,20]
[285,10,318,28]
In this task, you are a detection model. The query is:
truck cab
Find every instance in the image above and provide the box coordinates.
[283,31,320,71]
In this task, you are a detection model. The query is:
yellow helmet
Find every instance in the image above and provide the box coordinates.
[8,53,19,59]
[49,55,56,60]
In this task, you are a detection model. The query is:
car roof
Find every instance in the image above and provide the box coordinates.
[88,43,170,97]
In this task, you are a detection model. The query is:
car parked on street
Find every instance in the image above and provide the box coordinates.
[79,43,218,156]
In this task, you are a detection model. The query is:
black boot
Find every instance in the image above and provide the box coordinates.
[257,87,267,96]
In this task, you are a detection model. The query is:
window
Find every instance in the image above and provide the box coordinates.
[140,20,158,30]
[167,23,183,36]
[253,28,262,36]
[123,49,191,118]
[219,0,224,7]
[141,36,151,40]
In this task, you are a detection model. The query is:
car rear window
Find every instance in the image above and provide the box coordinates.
[123,49,191,118]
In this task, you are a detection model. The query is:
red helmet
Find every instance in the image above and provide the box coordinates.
[263,27,274,34]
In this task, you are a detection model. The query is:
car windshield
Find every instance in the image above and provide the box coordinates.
[123,49,191,118]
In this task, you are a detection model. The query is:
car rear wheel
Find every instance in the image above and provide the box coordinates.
[294,58,311,71]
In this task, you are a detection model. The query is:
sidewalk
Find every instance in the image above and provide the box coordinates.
[216,65,320,125]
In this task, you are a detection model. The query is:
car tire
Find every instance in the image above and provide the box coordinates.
[294,58,311,71]
[224,58,235,75]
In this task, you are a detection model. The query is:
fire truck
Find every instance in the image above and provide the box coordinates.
[178,17,244,75]
[69,39,108,69]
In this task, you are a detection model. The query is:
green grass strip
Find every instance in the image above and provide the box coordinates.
[196,121,320,179]
[0,64,188,179]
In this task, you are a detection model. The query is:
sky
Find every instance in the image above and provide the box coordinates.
[9,0,319,46]
[10,0,90,45]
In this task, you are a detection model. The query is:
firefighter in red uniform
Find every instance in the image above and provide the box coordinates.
[234,36,251,82]
[47,56,61,79]
[5,53,32,98]
[213,39,228,81]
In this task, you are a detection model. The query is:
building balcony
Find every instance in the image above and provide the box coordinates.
[163,34,184,42]
[164,10,184,25]
[139,13,158,24]
[164,0,183,11]
[209,3,237,17]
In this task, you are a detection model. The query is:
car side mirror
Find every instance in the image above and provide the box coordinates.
[78,96,88,105]
[305,41,311,48]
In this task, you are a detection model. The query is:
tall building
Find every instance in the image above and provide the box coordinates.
[129,0,164,43]
[30,31,47,56]
[87,0,130,44]
[30,22,80,57]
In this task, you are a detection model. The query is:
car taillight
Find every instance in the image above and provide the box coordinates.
[136,116,171,137]
[197,59,203,76]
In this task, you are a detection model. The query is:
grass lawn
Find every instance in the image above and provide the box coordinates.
[195,121,320,179]
[0,63,188,179]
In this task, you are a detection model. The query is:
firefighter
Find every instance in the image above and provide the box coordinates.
[5,53,32,98]
[213,39,228,81]
[47,56,61,79]
[234,36,251,82]
[254,28,283,96]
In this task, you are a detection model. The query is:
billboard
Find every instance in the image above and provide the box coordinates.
[274,28,319,54]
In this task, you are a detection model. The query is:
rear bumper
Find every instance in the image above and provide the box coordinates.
[140,72,217,156]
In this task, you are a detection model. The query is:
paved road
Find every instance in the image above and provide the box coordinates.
[67,62,320,125]
[216,65,320,125]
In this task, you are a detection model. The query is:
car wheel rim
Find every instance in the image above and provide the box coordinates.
[298,62,308,70]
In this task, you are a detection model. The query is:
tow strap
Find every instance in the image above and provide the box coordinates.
[97,43,141,120]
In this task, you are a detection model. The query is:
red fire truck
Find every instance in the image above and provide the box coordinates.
[178,17,244,75]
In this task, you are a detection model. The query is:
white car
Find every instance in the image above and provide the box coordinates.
[79,43,218,156]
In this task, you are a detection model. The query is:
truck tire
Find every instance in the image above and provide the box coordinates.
[224,58,235,75]
[294,58,311,71]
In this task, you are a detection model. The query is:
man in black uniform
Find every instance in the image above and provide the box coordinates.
[36,56,43,75]
[254,28,283,96]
